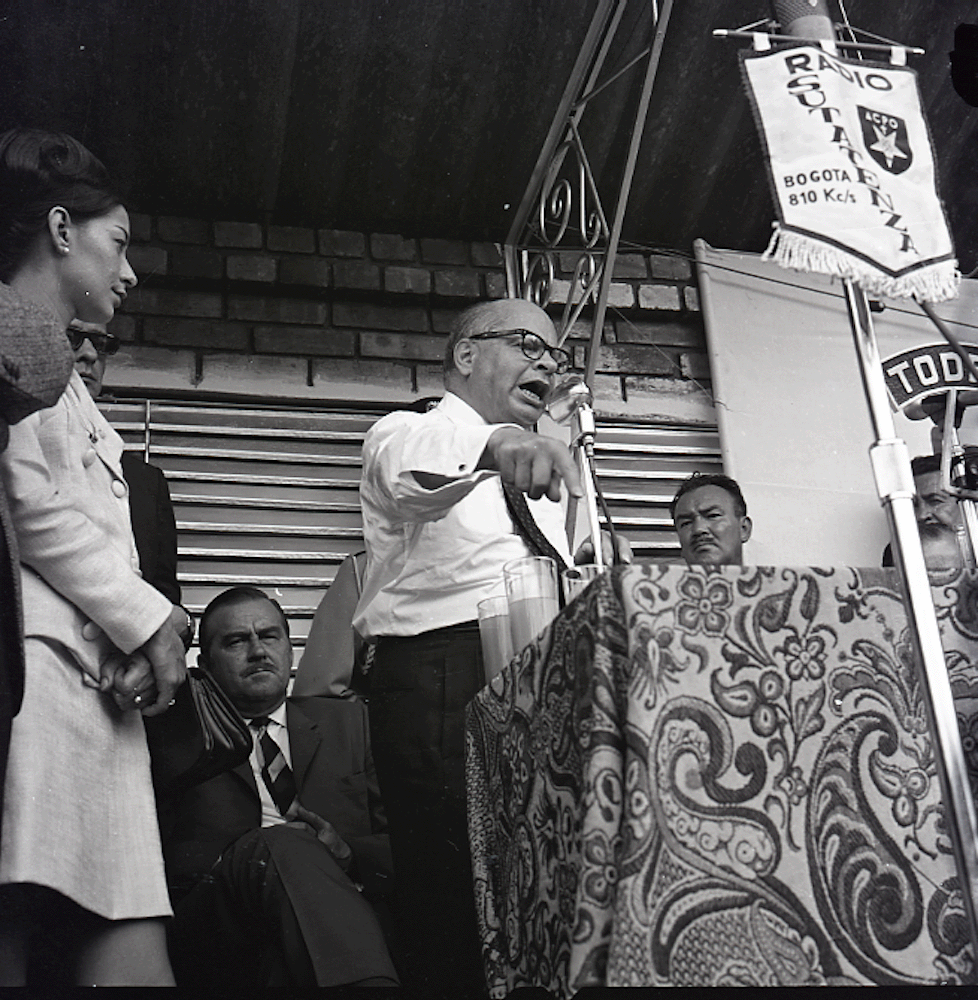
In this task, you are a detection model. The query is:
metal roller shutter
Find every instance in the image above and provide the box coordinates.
[98,398,720,650]
[595,422,723,559]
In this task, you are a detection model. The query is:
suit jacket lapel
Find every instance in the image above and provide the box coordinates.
[286,699,322,794]
[232,756,259,798]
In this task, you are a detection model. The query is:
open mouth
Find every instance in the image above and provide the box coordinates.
[516,379,551,406]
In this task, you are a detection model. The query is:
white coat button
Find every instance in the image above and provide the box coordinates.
[111,480,128,498]
[81,621,102,641]
[82,449,97,468]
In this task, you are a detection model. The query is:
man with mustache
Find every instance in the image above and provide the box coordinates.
[881,452,977,568]
[158,586,399,988]
[354,298,581,995]
[671,472,753,566]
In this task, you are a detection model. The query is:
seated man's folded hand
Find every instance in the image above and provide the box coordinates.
[288,803,354,871]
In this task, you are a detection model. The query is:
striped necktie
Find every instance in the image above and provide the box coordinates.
[501,479,568,572]
[250,716,297,817]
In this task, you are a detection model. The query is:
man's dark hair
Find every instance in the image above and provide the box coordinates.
[669,472,748,520]
[197,586,290,664]
[911,447,978,478]
[911,454,942,477]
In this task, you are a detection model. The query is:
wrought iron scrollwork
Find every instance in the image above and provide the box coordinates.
[503,0,671,376]
[513,129,613,341]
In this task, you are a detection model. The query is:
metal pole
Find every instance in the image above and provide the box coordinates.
[571,405,604,567]
[843,279,978,961]
[503,0,622,297]
[584,0,674,388]
[777,0,978,955]
[938,391,978,568]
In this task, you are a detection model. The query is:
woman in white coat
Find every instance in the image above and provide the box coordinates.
[0,129,188,986]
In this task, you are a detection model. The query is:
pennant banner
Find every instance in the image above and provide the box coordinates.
[741,45,959,302]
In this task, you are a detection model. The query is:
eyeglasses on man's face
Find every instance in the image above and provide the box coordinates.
[467,329,570,374]
[67,327,120,356]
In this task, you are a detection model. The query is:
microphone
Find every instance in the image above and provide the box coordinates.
[546,374,622,566]
[952,24,978,108]
[546,375,593,425]
[770,0,834,40]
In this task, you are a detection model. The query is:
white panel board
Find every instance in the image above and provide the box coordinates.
[694,243,978,565]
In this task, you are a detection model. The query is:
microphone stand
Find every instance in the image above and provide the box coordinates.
[938,389,978,568]
[572,399,605,569]
[844,281,978,954]
[549,378,607,568]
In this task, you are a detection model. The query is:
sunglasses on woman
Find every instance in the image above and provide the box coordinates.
[67,327,120,356]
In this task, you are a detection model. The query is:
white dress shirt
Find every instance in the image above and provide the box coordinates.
[353,393,571,639]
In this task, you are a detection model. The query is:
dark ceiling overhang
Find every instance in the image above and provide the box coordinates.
[2,1,977,266]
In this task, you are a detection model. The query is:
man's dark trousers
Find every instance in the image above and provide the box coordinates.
[369,622,487,997]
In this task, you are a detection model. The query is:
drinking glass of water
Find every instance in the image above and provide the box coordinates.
[477,595,515,684]
[503,556,559,653]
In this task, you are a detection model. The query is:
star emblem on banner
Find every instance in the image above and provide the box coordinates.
[869,124,909,170]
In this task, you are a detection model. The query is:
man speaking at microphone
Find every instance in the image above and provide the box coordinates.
[354,298,580,995]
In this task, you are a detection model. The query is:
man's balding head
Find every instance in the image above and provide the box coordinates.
[443,299,564,429]
[443,299,558,375]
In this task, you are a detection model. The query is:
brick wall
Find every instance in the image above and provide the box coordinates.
[106,214,716,425]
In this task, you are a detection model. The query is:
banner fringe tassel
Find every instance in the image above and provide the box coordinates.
[763,226,960,303]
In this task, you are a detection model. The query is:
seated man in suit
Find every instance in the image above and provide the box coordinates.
[158,586,399,988]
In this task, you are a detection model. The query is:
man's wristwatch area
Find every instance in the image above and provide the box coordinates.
[178,605,195,650]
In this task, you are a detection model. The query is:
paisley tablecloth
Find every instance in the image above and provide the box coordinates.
[465,564,978,994]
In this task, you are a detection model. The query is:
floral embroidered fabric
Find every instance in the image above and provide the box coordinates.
[465,564,978,994]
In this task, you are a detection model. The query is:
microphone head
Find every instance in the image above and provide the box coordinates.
[951,23,978,108]
[547,375,592,424]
